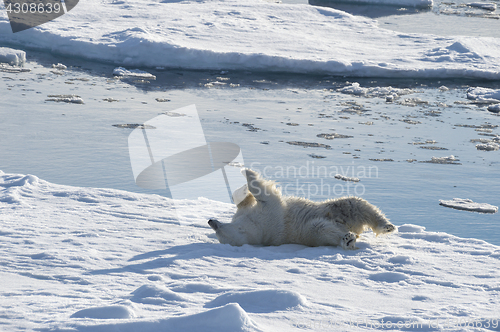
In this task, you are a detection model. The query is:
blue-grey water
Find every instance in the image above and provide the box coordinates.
[1,48,499,246]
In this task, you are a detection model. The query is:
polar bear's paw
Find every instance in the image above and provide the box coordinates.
[341,232,357,250]
[375,224,396,236]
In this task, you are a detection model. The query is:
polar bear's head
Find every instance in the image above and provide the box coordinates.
[208,218,260,246]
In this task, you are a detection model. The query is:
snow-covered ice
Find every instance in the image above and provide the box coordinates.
[1,0,500,79]
[45,94,85,104]
[0,46,26,66]
[334,174,361,182]
[439,198,498,214]
[467,87,500,102]
[466,2,497,10]
[476,142,500,151]
[337,82,413,98]
[488,104,500,113]
[2,170,500,331]
[113,67,157,80]
[423,155,461,164]
[52,63,68,70]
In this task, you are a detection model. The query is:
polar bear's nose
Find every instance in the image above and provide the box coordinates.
[208,219,219,230]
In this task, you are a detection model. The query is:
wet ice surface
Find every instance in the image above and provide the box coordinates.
[1,51,499,247]
[439,198,498,213]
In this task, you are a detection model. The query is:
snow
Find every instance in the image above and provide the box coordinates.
[439,198,498,214]
[0,46,25,66]
[334,174,361,182]
[70,306,135,319]
[1,0,500,79]
[467,2,497,10]
[113,67,157,80]
[46,94,85,104]
[488,104,500,113]
[52,63,67,70]
[467,87,500,102]
[2,170,500,331]
[337,82,413,98]
[476,142,500,151]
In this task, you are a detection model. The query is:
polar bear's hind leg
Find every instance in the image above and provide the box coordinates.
[340,232,357,250]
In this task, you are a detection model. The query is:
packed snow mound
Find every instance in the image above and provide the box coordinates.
[70,305,134,319]
[131,284,186,304]
[1,0,500,78]
[467,87,500,102]
[2,171,500,331]
[205,289,307,313]
[0,47,26,66]
[439,198,498,214]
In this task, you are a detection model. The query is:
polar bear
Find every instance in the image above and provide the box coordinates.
[208,169,396,250]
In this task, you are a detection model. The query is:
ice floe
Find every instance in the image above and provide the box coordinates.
[334,174,361,182]
[0,47,25,66]
[467,87,500,102]
[45,94,84,104]
[113,67,156,80]
[476,142,500,151]
[466,2,497,10]
[338,82,413,98]
[488,104,500,113]
[421,155,461,164]
[439,198,498,214]
[1,0,500,79]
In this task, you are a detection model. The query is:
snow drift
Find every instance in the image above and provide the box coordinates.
[1,170,500,331]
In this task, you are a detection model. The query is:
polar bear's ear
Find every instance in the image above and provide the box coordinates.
[232,183,249,206]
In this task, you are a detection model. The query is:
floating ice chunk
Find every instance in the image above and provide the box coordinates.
[420,155,461,164]
[0,47,26,66]
[334,174,360,182]
[52,63,67,70]
[467,2,497,10]
[467,87,500,102]
[439,198,498,214]
[338,83,412,98]
[433,155,456,161]
[476,142,500,151]
[113,67,156,80]
[488,104,500,113]
[45,94,84,104]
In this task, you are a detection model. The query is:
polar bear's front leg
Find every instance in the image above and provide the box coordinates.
[243,168,281,203]
[340,232,357,250]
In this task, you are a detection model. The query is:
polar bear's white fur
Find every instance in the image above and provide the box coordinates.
[208,169,396,250]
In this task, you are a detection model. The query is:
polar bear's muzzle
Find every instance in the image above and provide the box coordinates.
[208,219,220,231]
